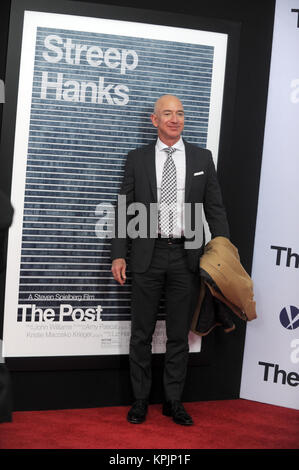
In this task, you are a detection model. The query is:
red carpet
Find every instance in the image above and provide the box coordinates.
[0,399,298,449]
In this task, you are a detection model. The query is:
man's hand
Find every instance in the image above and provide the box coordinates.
[111,258,127,285]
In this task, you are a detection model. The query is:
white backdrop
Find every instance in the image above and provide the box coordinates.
[240,0,299,410]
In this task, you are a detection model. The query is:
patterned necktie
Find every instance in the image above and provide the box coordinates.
[159,146,177,236]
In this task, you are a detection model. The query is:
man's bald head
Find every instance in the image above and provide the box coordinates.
[153,95,184,115]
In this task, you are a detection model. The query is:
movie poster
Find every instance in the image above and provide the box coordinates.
[3,11,227,357]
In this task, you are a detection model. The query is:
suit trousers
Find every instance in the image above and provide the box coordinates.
[129,238,200,401]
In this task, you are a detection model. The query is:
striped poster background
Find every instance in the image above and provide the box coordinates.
[18,26,213,323]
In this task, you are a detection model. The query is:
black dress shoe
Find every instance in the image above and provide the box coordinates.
[163,400,194,426]
[127,399,148,424]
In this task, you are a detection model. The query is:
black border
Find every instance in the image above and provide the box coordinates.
[1,0,241,372]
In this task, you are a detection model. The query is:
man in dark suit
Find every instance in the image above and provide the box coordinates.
[111,95,229,425]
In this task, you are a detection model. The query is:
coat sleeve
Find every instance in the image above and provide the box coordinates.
[110,151,135,261]
[203,151,230,239]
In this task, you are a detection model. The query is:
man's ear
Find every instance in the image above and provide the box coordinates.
[150,113,158,128]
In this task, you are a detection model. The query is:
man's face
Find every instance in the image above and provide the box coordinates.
[151,96,184,144]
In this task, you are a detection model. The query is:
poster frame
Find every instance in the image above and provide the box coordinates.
[0,0,241,371]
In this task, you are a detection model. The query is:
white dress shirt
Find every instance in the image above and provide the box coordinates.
[155,137,186,237]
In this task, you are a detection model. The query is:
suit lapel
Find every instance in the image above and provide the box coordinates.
[144,142,157,202]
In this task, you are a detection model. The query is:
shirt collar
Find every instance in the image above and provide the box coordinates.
[156,136,184,151]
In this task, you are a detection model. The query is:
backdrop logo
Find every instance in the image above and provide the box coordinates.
[270,245,299,268]
[279,305,299,330]
[291,8,299,27]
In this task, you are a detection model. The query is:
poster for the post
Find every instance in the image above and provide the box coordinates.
[3,10,227,357]
[240,0,299,410]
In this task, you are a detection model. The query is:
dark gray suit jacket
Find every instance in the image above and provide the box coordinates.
[111,139,229,273]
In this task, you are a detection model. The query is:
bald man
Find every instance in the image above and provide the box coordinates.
[111,95,229,426]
